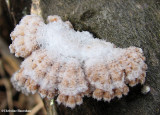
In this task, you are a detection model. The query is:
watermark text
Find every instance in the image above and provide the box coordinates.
[1,109,31,112]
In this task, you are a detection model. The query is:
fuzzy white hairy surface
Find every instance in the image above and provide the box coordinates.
[36,18,124,64]
[9,15,147,108]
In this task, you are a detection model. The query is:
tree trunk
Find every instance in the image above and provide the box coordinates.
[32,0,160,115]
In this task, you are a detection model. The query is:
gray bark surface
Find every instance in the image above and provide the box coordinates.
[39,0,160,115]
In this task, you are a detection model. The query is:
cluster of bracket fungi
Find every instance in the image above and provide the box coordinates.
[10,15,147,108]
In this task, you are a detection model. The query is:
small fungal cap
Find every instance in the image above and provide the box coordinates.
[141,85,150,94]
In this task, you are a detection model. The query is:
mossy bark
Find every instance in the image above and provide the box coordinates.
[38,0,160,115]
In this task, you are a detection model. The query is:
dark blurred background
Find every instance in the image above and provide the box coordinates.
[0,0,46,115]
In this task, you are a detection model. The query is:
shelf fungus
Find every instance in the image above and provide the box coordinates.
[10,15,147,108]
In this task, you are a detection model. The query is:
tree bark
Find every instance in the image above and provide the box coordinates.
[32,0,160,115]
